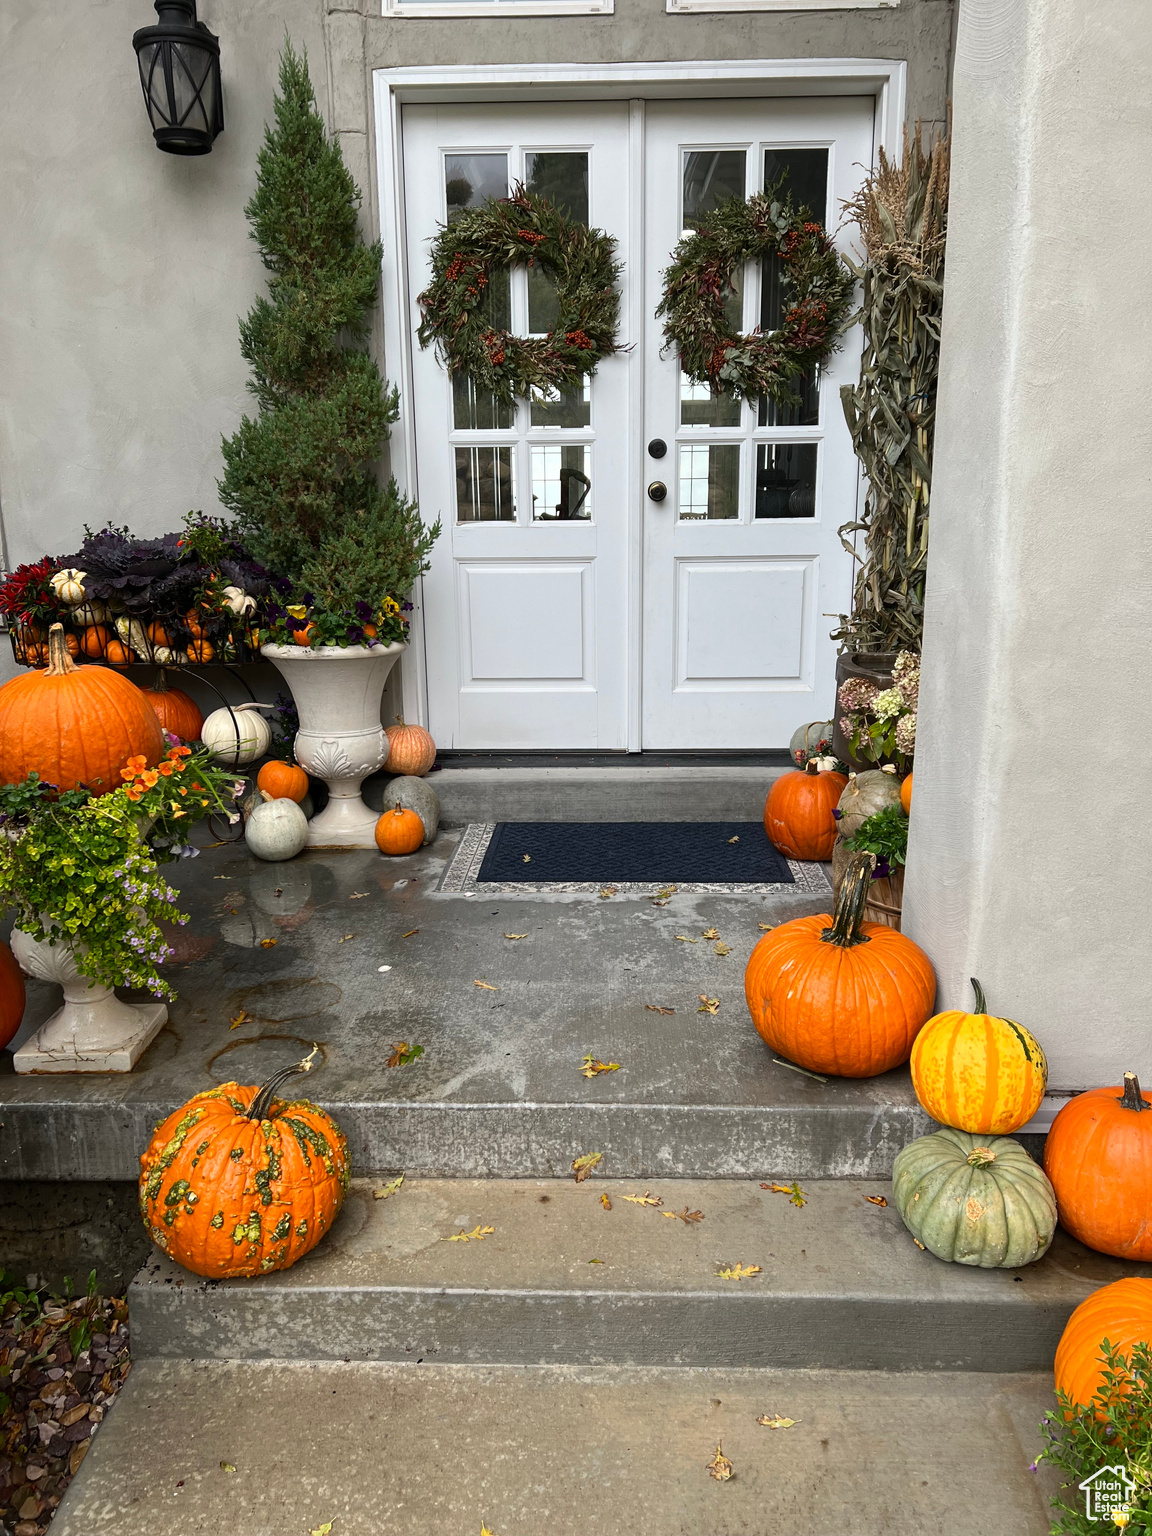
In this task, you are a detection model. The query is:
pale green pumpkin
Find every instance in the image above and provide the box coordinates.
[892,1128,1057,1268]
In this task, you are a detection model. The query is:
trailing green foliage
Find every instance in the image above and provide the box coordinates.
[846,803,909,868]
[1037,1340,1152,1531]
[835,127,949,654]
[219,41,437,635]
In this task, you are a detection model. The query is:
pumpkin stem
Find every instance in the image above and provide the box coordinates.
[1120,1072,1150,1112]
[970,978,988,1015]
[246,1044,320,1121]
[822,851,875,948]
[45,624,79,678]
[966,1146,997,1167]
[153,668,170,694]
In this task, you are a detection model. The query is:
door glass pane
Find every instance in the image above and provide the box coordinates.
[678,444,740,521]
[530,381,591,428]
[526,152,589,335]
[755,443,818,519]
[446,154,511,429]
[456,446,516,522]
[446,153,508,220]
[680,374,741,428]
[531,445,592,521]
[759,148,829,428]
[453,374,514,431]
[683,149,746,334]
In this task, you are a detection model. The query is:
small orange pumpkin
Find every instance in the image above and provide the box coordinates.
[186,637,215,663]
[0,939,26,1052]
[1054,1278,1152,1411]
[763,762,847,861]
[744,851,936,1077]
[257,760,310,803]
[138,1054,349,1279]
[910,979,1047,1135]
[0,625,163,795]
[141,670,204,741]
[104,638,136,666]
[375,804,424,855]
[385,717,437,777]
[292,623,317,648]
[900,773,913,813]
[80,624,112,658]
[146,621,173,648]
[1044,1074,1152,1259]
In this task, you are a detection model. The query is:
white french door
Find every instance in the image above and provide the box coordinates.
[401,95,873,750]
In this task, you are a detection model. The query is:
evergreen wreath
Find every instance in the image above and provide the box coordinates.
[417,186,624,407]
[657,184,856,405]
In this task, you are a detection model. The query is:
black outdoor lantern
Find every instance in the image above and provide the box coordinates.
[132,1,223,156]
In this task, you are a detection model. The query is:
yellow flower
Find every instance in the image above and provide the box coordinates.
[286,604,309,621]
[381,596,400,617]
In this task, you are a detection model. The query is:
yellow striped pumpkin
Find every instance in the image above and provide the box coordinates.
[910,979,1047,1134]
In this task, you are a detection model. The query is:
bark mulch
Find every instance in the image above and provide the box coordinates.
[0,1279,131,1535]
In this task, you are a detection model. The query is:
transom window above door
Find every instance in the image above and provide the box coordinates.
[445,147,597,526]
[675,143,829,524]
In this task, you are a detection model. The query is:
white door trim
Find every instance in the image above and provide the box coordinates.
[372,58,906,729]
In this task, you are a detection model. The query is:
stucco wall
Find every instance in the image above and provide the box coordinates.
[902,0,1152,1087]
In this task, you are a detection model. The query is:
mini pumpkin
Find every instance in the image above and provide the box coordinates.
[201,703,273,766]
[141,670,204,741]
[1054,1278,1152,1411]
[385,717,437,777]
[900,773,913,814]
[186,638,216,663]
[138,1054,349,1278]
[375,804,425,855]
[893,1128,1056,1268]
[104,639,135,666]
[80,624,112,658]
[257,760,310,803]
[246,796,309,861]
[1044,1074,1152,1259]
[292,624,317,648]
[762,761,847,861]
[910,979,1047,1135]
[50,568,87,605]
[744,851,936,1077]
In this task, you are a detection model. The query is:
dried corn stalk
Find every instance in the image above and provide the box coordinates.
[835,125,950,654]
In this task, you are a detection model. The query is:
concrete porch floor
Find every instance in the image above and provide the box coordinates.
[0,829,933,1182]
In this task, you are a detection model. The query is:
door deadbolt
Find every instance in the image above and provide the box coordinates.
[647,481,668,503]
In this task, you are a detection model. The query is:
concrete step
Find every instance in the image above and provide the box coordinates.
[0,838,925,1182]
[128,1177,1152,1372]
[53,1357,1058,1536]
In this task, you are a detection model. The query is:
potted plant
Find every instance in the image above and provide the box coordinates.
[838,803,910,930]
[836,650,919,774]
[219,44,439,848]
[833,127,948,766]
[0,752,244,1072]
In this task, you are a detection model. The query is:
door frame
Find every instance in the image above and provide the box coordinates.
[372,58,907,740]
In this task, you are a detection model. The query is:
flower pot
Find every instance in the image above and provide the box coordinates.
[9,925,167,1073]
[261,642,406,849]
[832,651,899,771]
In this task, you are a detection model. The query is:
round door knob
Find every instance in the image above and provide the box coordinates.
[647,481,668,503]
[647,438,667,459]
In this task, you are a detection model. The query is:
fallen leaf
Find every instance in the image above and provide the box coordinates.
[377,964,392,973]
[651,899,670,907]
[598,886,617,899]
[772,1057,828,1083]
[865,1195,888,1207]
[580,1053,621,1077]
[662,1206,705,1224]
[213,874,232,879]
[220,1461,236,1472]
[402,929,419,938]
[588,1258,604,1264]
[229,1009,249,1031]
[697,995,720,1015]
[600,1192,612,1210]
[309,1523,335,1536]
[913,1237,927,1250]
[763,1182,808,1207]
[473,979,499,991]
[727,836,740,844]
[385,1042,424,1069]
[716,1263,762,1280]
[674,935,698,943]
[571,1151,603,1182]
[503,933,528,940]
[522,854,531,863]
[337,933,354,943]
[349,891,369,899]
[756,1414,799,1429]
[259,938,277,949]
[444,1224,495,1243]
[653,886,677,900]
[706,1443,734,1481]
[644,1004,675,1015]
[758,922,774,931]
[622,1190,663,1208]
[481,1526,498,1536]
[701,928,720,940]
[713,942,732,957]
[373,1175,404,1200]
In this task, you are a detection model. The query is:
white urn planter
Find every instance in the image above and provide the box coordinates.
[261,641,405,848]
[10,926,167,1074]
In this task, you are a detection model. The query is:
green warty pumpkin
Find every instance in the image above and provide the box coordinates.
[892,1128,1057,1268]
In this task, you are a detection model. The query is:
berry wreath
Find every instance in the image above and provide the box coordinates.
[416,186,625,408]
[656,185,857,406]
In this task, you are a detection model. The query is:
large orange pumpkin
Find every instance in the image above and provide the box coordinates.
[385,718,436,777]
[138,1055,349,1279]
[0,624,163,795]
[763,763,847,861]
[1044,1075,1152,1259]
[745,851,936,1077]
[1054,1278,1152,1411]
[141,670,204,742]
[910,979,1047,1135]
[375,804,424,855]
[257,760,310,803]
[0,940,26,1052]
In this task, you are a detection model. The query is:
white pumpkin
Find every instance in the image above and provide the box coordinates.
[51,568,87,605]
[246,797,309,862]
[201,703,273,766]
[151,646,181,665]
[221,584,257,617]
[72,601,108,626]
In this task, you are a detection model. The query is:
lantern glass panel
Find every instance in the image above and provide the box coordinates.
[171,40,215,132]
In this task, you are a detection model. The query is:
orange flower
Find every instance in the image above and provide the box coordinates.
[191,782,203,791]
[157,762,173,777]
[167,744,192,759]
[178,787,188,797]
[125,785,144,802]
[171,759,187,773]
[141,769,159,789]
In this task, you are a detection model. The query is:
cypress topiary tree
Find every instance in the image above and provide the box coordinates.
[219,41,437,644]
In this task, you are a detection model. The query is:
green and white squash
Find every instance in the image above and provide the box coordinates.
[892,1128,1057,1268]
